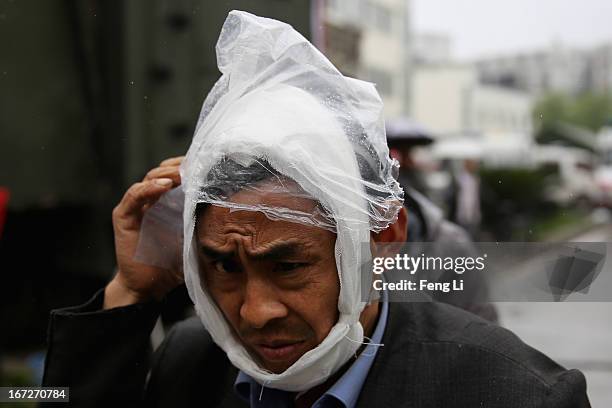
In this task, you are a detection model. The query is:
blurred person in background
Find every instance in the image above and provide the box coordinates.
[448,159,482,239]
[387,121,495,321]
[386,118,433,195]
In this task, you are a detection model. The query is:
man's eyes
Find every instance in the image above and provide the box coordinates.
[214,259,242,274]
[275,262,309,274]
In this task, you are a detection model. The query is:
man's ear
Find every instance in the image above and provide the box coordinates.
[370,206,408,257]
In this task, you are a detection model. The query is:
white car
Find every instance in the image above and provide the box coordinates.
[535,145,599,207]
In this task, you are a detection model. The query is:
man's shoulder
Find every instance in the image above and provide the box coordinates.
[367,301,589,407]
[390,301,568,381]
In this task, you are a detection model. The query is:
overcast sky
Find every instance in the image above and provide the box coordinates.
[412,0,612,60]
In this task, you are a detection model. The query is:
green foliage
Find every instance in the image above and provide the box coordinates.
[479,166,560,240]
[533,92,612,131]
[481,167,558,209]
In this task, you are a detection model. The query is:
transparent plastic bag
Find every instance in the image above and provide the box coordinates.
[136,10,403,391]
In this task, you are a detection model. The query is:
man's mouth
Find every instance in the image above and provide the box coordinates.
[252,340,305,362]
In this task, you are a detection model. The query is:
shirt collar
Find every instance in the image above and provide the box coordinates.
[234,289,389,408]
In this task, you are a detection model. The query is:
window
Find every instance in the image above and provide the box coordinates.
[367,2,392,33]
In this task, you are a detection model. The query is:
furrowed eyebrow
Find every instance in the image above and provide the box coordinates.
[198,241,310,261]
[249,243,308,260]
[199,245,233,260]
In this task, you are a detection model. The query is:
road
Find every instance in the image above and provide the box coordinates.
[496,224,612,407]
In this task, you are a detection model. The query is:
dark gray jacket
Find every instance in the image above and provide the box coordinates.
[42,290,589,407]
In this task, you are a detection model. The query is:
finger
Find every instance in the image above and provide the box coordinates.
[159,156,184,167]
[114,179,173,219]
[143,166,181,184]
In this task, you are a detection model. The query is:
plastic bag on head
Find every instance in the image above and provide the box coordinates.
[137,10,403,392]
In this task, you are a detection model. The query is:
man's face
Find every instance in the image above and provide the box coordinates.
[195,184,339,373]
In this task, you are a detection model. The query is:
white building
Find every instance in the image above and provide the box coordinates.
[475,42,612,96]
[411,64,533,141]
[587,44,612,94]
[413,32,452,66]
[317,0,412,118]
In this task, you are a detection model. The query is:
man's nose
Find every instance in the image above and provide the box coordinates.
[240,277,288,329]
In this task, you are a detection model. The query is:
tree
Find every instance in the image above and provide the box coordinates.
[533,92,612,132]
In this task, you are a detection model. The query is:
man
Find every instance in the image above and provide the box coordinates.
[42,11,589,407]
[42,156,589,407]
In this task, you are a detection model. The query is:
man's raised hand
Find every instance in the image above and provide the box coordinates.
[104,156,185,309]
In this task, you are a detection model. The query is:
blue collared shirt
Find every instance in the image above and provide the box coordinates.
[234,289,389,408]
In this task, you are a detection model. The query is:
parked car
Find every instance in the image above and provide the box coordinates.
[534,145,599,207]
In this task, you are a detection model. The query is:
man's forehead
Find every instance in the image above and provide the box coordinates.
[226,178,320,211]
[194,172,337,251]
[197,204,332,244]
[197,175,326,229]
